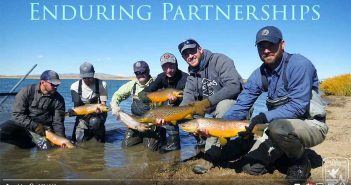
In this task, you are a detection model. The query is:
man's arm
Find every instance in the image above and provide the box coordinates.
[51,95,66,137]
[208,56,242,106]
[223,69,263,120]
[110,80,134,111]
[11,86,38,131]
[179,76,196,106]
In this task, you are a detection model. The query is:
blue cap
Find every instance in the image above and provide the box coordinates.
[256,26,283,45]
[80,62,95,78]
[133,61,150,73]
[40,70,61,85]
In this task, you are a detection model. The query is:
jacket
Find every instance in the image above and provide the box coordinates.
[110,77,154,112]
[143,69,188,106]
[12,84,66,137]
[180,49,243,108]
[223,52,321,122]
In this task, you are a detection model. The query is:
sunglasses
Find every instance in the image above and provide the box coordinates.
[46,81,59,87]
[181,47,198,58]
[134,71,147,76]
[178,39,198,53]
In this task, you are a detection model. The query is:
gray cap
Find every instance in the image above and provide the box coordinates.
[256,26,283,45]
[160,53,177,66]
[40,70,61,85]
[80,62,95,78]
[133,61,150,73]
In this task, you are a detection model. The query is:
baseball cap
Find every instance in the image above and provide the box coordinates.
[40,70,61,85]
[133,61,150,73]
[255,26,283,45]
[160,53,177,66]
[80,62,95,78]
[178,39,200,54]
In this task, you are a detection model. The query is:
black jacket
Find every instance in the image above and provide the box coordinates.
[12,84,66,137]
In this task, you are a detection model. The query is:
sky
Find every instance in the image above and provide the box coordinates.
[0,0,350,80]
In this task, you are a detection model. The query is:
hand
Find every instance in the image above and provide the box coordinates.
[138,91,151,104]
[155,118,168,126]
[112,106,121,119]
[136,124,151,132]
[193,99,211,115]
[194,128,210,137]
[34,123,46,136]
[168,94,177,103]
[247,113,268,132]
[238,130,254,140]
[95,107,102,114]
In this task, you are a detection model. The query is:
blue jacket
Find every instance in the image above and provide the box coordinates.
[223,52,319,122]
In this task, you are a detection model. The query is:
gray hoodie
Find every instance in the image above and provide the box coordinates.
[180,49,243,109]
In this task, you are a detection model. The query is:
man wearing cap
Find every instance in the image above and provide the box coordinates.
[110,61,165,151]
[70,62,108,143]
[0,70,66,149]
[138,53,188,153]
[177,39,243,173]
[218,26,328,184]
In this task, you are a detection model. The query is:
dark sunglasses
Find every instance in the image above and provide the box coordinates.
[134,71,147,76]
[181,47,198,58]
[83,77,94,80]
[178,39,198,53]
[46,81,59,87]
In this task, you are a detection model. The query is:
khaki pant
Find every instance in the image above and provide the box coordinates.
[204,99,235,159]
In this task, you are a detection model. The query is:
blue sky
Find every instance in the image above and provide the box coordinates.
[0,0,350,80]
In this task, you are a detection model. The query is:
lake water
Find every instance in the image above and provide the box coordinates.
[0,78,267,182]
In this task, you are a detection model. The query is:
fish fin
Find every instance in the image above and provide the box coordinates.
[252,124,268,137]
[170,121,177,125]
[219,137,228,146]
[184,114,193,120]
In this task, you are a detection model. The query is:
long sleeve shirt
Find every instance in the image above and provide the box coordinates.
[223,52,319,122]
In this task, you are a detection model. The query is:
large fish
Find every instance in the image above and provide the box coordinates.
[180,118,268,145]
[136,101,208,125]
[119,111,143,129]
[146,88,183,104]
[45,130,75,149]
[66,104,109,117]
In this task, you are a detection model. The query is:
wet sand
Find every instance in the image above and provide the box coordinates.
[150,96,351,185]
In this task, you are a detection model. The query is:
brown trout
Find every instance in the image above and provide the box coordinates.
[45,130,74,148]
[136,101,209,125]
[146,88,183,104]
[66,104,109,117]
[180,118,268,145]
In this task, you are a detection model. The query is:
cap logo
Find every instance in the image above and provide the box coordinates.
[262,29,269,36]
[135,62,141,67]
[164,54,171,59]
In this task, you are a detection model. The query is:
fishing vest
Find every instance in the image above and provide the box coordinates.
[260,54,326,122]
[130,82,150,116]
[76,78,101,106]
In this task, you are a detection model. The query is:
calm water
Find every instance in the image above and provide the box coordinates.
[0,78,267,181]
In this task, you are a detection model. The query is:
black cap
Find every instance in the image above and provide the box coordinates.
[178,39,200,54]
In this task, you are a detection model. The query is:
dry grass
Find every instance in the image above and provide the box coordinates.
[320,73,351,96]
